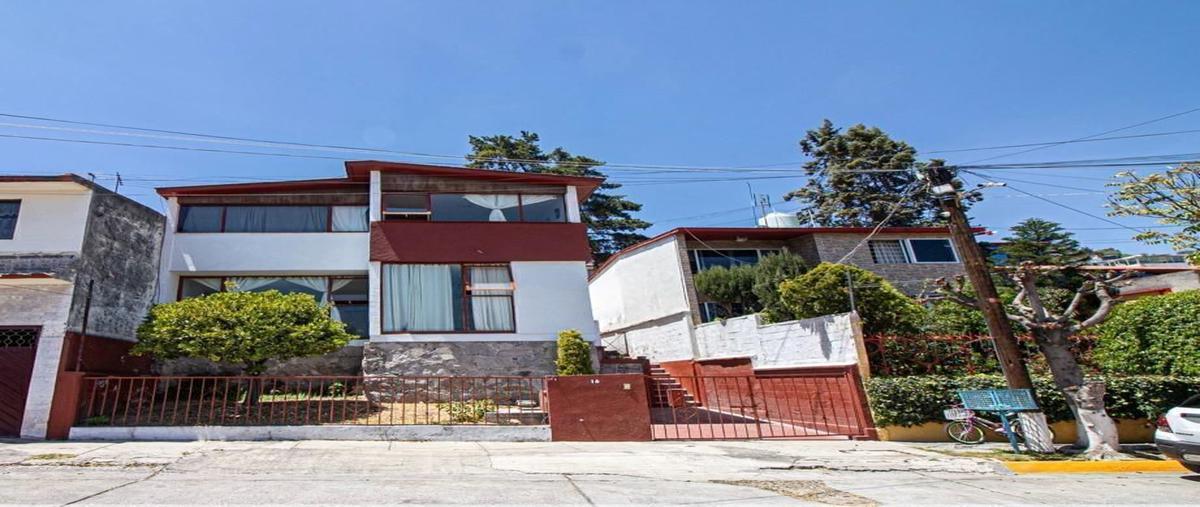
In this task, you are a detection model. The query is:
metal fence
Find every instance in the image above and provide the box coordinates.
[648,372,873,440]
[76,375,545,427]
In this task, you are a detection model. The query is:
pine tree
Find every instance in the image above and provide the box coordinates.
[1000,218,1089,266]
[784,119,949,227]
[466,131,650,261]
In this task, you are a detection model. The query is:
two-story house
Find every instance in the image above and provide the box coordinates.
[156,161,602,378]
[588,226,968,357]
[0,175,163,439]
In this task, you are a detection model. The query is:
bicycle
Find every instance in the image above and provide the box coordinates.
[943,406,1053,445]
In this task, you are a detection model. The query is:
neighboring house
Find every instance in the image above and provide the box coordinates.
[0,175,163,439]
[588,226,967,356]
[155,161,602,377]
[1084,256,1200,300]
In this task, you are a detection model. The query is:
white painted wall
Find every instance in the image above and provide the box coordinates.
[588,236,690,333]
[602,314,695,362]
[694,313,860,368]
[157,197,371,302]
[373,261,598,343]
[0,182,92,254]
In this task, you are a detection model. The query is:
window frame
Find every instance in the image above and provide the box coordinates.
[867,238,960,265]
[175,275,369,337]
[379,262,517,334]
[380,192,569,224]
[176,204,368,233]
[0,200,21,240]
[688,248,780,273]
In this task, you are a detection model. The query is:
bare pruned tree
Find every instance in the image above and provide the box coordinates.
[937,263,1131,459]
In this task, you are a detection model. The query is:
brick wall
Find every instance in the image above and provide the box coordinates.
[810,232,965,294]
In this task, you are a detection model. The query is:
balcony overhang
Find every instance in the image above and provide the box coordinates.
[370,222,592,263]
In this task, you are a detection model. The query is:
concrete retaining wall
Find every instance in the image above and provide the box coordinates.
[70,424,550,442]
[694,313,860,368]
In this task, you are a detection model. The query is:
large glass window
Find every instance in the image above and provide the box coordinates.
[0,200,19,239]
[176,275,368,337]
[908,239,958,263]
[688,249,775,272]
[431,194,520,222]
[178,205,223,232]
[381,263,514,333]
[331,206,369,232]
[520,195,566,222]
[223,206,328,233]
[869,240,908,264]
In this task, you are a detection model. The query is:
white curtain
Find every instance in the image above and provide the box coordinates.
[190,278,223,291]
[383,264,455,332]
[463,194,519,222]
[328,278,358,321]
[469,266,514,331]
[290,277,330,304]
[228,277,328,304]
[332,206,369,232]
[228,277,276,292]
[520,195,558,205]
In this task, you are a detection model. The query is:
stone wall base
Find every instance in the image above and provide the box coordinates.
[362,341,556,377]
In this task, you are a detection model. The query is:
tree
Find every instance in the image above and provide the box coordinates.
[778,263,925,335]
[134,289,355,404]
[751,252,809,323]
[1108,163,1200,265]
[555,329,594,375]
[693,264,760,319]
[783,120,952,227]
[1000,219,1089,266]
[939,265,1131,459]
[1095,289,1200,376]
[466,131,651,261]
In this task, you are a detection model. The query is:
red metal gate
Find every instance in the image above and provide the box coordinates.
[648,366,874,440]
[0,327,40,437]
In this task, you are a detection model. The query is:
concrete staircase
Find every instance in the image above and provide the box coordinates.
[648,364,698,408]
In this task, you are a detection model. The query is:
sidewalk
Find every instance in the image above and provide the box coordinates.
[0,439,1195,504]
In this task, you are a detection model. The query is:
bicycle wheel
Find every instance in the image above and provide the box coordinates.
[946,421,985,444]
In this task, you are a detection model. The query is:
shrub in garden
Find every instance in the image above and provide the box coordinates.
[555,329,594,375]
[442,400,498,423]
[752,252,808,323]
[865,374,1200,427]
[692,264,760,319]
[1094,290,1200,376]
[779,263,925,335]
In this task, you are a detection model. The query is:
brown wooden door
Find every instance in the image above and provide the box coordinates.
[0,327,40,437]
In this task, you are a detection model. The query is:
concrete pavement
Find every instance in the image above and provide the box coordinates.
[0,439,1196,505]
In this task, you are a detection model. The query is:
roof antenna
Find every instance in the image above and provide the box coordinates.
[746,182,760,226]
[86,172,97,183]
[114,172,123,194]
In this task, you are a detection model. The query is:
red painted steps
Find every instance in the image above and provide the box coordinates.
[648,364,698,408]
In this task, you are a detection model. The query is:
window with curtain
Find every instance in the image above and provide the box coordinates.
[520,195,566,222]
[431,194,520,222]
[381,263,515,333]
[331,206,369,232]
[869,240,909,264]
[330,277,368,337]
[0,200,19,239]
[176,275,368,337]
[178,205,223,232]
[224,206,328,233]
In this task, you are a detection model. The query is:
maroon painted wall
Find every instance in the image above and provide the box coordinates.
[46,333,152,439]
[370,222,592,263]
[546,374,652,441]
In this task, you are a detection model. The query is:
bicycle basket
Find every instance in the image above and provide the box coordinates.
[943,407,974,420]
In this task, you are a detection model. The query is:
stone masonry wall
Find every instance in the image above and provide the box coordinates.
[810,232,965,294]
[361,341,557,377]
[67,190,165,341]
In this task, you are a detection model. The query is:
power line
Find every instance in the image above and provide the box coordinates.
[927,128,1200,154]
[960,169,1146,234]
[961,106,1200,164]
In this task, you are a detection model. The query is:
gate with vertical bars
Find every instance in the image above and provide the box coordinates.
[647,367,873,440]
[0,327,40,437]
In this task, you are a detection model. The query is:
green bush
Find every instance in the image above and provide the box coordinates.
[752,252,808,323]
[1095,290,1200,376]
[555,329,594,375]
[693,264,760,318]
[865,374,1200,426]
[442,400,498,423]
[779,263,925,335]
[134,288,355,374]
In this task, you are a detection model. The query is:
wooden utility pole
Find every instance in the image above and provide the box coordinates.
[924,162,1033,390]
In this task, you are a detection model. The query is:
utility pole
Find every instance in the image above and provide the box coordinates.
[923,162,1033,390]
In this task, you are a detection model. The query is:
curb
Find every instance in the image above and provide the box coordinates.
[1003,460,1187,474]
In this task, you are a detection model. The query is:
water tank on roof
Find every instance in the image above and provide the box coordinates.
[758,212,802,228]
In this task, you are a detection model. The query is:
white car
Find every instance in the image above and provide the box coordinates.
[1155,394,1200,473]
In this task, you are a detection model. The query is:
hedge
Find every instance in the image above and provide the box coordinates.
[1095,289,1200,376]
[865,374,1200,427]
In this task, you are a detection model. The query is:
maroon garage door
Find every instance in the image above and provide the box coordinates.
[0,327,39,437]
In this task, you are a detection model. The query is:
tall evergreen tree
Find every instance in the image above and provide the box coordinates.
[466,131,650,261]
[1000,218,1089,266]
[784,119,949,226]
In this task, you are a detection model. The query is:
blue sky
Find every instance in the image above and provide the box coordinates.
[1,1,1197,254]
